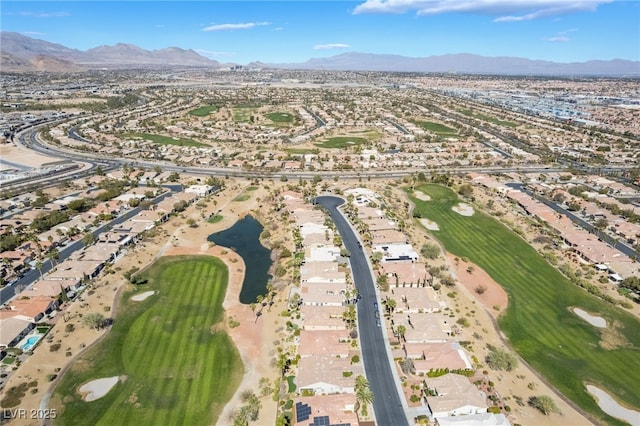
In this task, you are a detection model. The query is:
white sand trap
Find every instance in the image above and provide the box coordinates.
[79,377,119,402]
[131,291,155,301]
[419,218,440,231]
[414,191,431,201]
[452,203,474,216]
[586,385,640,425]
[573,307,606,328]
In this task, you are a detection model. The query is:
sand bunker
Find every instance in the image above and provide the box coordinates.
[452,203,474,216]
[131,291,155,301]
[419,218,440,231]
[573,307,606,328]
[414,191,431,201]
[79,377,119,402]
[586,385,640,425]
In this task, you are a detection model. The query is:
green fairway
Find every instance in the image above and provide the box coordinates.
[315,136,368,149]
[232,106,257,123]
[415,121,457,136]
[410,184,640,425]
[121,132,208,148]
[265,112,295,124]
[285,148,316,155]
[52,256,242,426]
[458,109,518,128]
[189,105,218,117]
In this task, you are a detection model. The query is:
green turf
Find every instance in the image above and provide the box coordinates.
[233,194,251,202]
[265,112,294,123]
[51,256,242,426]
[458,109,518,128]
[207,214,223,224]
[232,106,257,123]
[410,184,640,425]
[120,132,207,148]
[315,136,368,149]
[285,148,316,155]
[189,105,218,117]
[415,121,457,136]
[286,375,297,393]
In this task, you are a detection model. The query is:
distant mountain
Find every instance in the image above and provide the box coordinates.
[268,52,640,77]
[0,31,219,71]
[0,31,82,61]
[1,51,86,73]
[245,61,270,69]
[2,31,638,76]
[81,43,216,66]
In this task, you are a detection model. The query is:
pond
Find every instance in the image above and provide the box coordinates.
[208,215,272,304]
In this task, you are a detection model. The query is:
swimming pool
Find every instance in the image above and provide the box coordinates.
[19,334,42,352]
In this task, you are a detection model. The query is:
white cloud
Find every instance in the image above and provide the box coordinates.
[313,43,351,50]
[16,11,70,18]
[544,35,570,42]
[21,31,46,36]
[353,0,612,22]
[194,49,237,58]
[544,28,577,42]
[202,21,269,32]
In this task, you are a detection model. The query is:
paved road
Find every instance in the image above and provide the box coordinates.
[316,196,409,426]
[0,185,181,306]
[506,183,639,260]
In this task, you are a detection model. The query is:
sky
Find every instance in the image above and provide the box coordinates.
[2,1,639,64]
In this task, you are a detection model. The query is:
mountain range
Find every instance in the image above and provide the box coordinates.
[1,31,638,76]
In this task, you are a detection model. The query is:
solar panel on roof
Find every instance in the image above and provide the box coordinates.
[310,416,330,426]
[296,402,312,422]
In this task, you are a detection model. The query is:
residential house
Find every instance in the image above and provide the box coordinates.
[297,354,363,395]
[293,395,358,426]
[425,374,488,419]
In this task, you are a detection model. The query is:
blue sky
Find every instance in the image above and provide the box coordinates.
[2,1,639,64]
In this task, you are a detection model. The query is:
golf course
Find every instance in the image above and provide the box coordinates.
[410,184,640,426]
[51,255,242,426]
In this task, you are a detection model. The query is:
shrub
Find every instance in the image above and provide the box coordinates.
[529,395,560,415]
[486,347,518,371]
[420,243,441,259]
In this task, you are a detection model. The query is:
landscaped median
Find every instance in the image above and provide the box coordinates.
[50,255,242,426]
[409,184,640,426]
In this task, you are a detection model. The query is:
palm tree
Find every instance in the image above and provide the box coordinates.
[354,375,374,417]
[35,259,44,279]
[343,305,356,329]
[48,248,60,267]
[385,298,397,315]
[396,324,407,343]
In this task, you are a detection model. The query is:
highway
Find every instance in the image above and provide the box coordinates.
[316,196,409,426]
[5,119,637,196]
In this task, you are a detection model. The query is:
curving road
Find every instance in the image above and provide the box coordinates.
[315,196,408,426]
